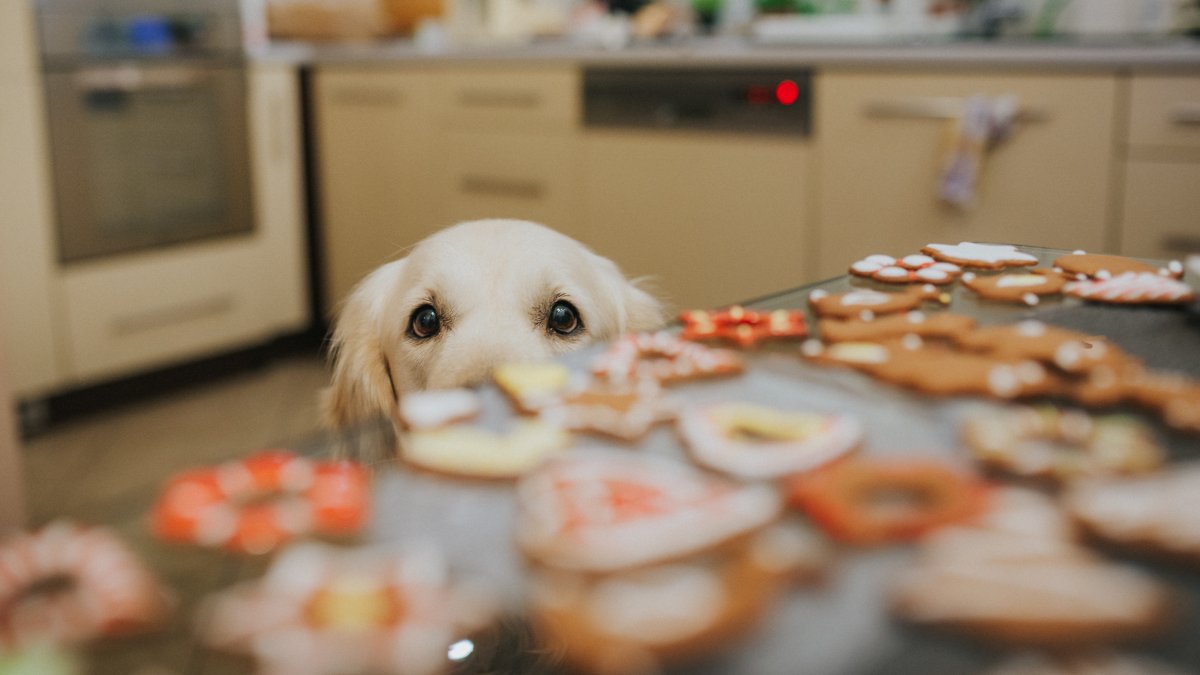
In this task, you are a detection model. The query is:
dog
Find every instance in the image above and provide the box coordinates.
[323,219,664,430]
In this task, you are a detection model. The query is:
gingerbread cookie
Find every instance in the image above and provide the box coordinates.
[818,311,976,343]
[952,321,1130,374]
[1064,272,1196,305]
[679,306,808,348]
[808,285,944,321]
[1066,466,1200,569]
[962,406,1164,485]
[677,403,863,480]
[787,458,991,545]
[592,332,744,386]
[922,242,1039,270]
[849,254,962,285]
[493,362,572,413]
[962,269,1066,306]
[401,420,570,479]
[515,450,781,573]
[870,340,1059,400]
[1053,252,1184,280]
[1126,371,1200,433]
[800,339,894,374]
[538,378,676,442]
[396,388,480,430]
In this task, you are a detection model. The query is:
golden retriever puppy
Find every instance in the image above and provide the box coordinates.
[323,219,664,429]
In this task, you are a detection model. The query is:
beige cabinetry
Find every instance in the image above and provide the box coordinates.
[1119,76,1200,260]
[314,67,443,312]
[582,131,810,310]
[813,71,1118,278]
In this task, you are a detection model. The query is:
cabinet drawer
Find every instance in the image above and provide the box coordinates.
[1128,76,1200,153]
[60,244,272,383]
[437,66,579,132]
[441,131,582,236]
[1120,161,1200,261]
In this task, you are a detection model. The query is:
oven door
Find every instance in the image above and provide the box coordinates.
[44,62,253,263]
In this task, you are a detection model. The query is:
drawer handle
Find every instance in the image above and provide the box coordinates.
[457,90,541,109]
[460,175,544,199]
[111,295,235,336]
[1161,235,1200,254]
[1170,105,1200,126]
[864,97,1049,123]
[330,87,404,107]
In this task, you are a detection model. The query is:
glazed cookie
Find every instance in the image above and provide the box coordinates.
[952,321,1130,374]
[787,458,991,545]
[962,269,1066,306]
[493,362,572,413]
[396,388,480,430]
[849,254,963,285]
[1053,252,1184,280]
[818,311,976,343]
[962,406,1164,485]
[1066,466,1200,568]
[679,306,808,348]
[516,450,781,573]
[1064,272,1196,305]
[922,242,1039,270]
[539,378,677,442]
[402,420,570,479]
[592,332,744,386]
[677,403,863,480]
[808,285,945,320]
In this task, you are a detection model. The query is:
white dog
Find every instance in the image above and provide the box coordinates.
[323,219,664,429]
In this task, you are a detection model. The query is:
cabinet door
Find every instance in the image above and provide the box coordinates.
[314,68,443,312]
[1120,161,1200,261]
[1128,76,1200,155]
[583,131,810,310]
[815,72,1117,278]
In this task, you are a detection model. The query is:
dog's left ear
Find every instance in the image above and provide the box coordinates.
[322,260,405,430]
[620,277,666,333]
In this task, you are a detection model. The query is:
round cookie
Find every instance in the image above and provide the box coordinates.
[849,254,962,285]
[493,362,572,413]
[952,321,1132,374]
[680,306,808,348]
[818,311,976,344]
[538,378,677,442]
[1064,272,1196,305]
[922,242,1038,270]
[962,269,1066,305]
[677,403,863,480]
[808,285,944,320]
[1053,252,1184,280]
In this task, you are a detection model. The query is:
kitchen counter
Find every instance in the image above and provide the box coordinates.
[251,35,1200,72]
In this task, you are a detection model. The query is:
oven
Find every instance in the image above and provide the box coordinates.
[37,0,253,263]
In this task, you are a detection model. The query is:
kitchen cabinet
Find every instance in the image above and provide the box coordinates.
[1119,75,1200,261]
[314,67,443,312]
[813,72,1118,278]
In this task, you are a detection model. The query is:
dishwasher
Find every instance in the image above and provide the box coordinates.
[581,67,814,310]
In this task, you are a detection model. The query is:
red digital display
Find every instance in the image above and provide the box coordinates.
[775,80,800,106]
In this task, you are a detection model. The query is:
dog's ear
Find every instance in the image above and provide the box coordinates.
[322,260,405,430]
[621,277,666,333]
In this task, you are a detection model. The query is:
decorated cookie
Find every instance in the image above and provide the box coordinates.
[1064,272,1196,305]
[516,450,781,573]
[889,495,1171,648]
[679,306,808,348]
[538,378,677,442]
[922,242,1039,270]
[849,254,963,285]
[592,332,744,386]
[952,321,1130,374]
[1066,466,1200,569]
[869,341,1059,400]
[202,542,495,675]
[962,406,1164,485]
[1053,252,1184,280]
[787,458,991,545]
[677,403,862,480]
[808,285,944,320]
[818,311,976,343]
[396,388,480,430]
[800,339,894,374]
[151,451,370,555]
[0,522,172,651]
[962,269,1066,305]
[402,420,570,479]
[493,362,572,413]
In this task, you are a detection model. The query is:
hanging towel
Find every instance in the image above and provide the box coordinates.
[938,94,1018,209]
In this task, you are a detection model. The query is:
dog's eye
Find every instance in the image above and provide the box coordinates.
[408,304,440,339]
[547,300,582,336]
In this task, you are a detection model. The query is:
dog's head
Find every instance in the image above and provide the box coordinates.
[323,219,664,429]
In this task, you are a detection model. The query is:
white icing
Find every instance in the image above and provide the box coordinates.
[1022,293,1039,306]
[987,366,1020,398]
[859,309,876,322]
[916,268,949,281]
[901,334,923,350]
[902,254,935,268]
[1015,320,1046,337]
[839,290,891,307]
[851,260,884,274]
[876,266,910,279]
[926,242,1038,265]
[906,311,926,324]
[962,272,977,282]
[996,275,1048,288]
[828,343,889,364]
[809,289,828,301]
[399,389,481,430]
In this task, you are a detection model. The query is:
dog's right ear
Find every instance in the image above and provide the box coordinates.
[322,260,405,430]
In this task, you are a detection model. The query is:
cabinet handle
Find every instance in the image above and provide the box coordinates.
[330,87,403,107]
[457,90,541,109]
[864,97,1049,123]
[111,295,235,336]
[1160,235,1200,254]
[1170,105,1200,126]
[460,175,544,199]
